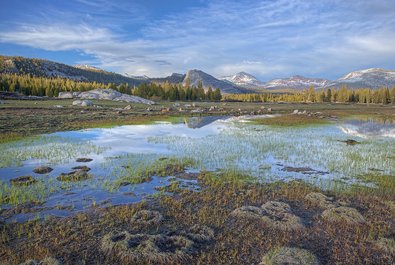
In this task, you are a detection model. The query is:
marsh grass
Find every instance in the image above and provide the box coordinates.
[0,180,48,205]
[112,157,195,188]
[0,135,105,168]
[252,114,330,127]
[148,122,394,182]
[0,132,24,144]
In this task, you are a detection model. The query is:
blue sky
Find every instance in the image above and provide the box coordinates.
[1,0,395,81]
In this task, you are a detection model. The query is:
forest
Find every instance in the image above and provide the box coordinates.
[1,73,395,104]
[0,74,221,101]
[224,85,395,104]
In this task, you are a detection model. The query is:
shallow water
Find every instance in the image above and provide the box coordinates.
[0,115,394,222]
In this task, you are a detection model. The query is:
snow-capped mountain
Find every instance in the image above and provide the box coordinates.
[264,75,330,90]
[327,68,395,88]
[220,72,265,88]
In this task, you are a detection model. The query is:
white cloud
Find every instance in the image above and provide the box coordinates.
[0,0,395,80]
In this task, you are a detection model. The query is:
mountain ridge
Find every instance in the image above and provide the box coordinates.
[0,55,142,86]
[1,55,394,92]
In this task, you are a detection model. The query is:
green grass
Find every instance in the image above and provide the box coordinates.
[112,157,195,188]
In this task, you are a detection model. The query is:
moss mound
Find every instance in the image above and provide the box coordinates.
[231,206,265,220]
[101,231,193,263]
[321,206,365,224]
[183,225,215,243]
[373,238,395,255]
[304,192,335,209]
[10,175,37,186]
[20,257,62,265]
[33,166,53,174]
[231,201,303,231]
[260,201,304,231]
[384,201,395,214]
[260,247,320,265]
[131,210,163,226]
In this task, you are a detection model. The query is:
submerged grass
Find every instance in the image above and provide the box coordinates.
[0,135,106,168]
[112,157,195,188]
[0,180,48,205]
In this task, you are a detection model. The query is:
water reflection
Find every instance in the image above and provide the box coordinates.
[339,119,395,138]
[184,116,227,128]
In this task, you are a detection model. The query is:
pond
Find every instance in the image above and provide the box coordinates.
[0,115,394,222]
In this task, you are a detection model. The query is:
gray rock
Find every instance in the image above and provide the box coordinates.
[293,109,299,114]
[81,100,93,106]
[72,100,82,106]
[58,92,73,99]
[124,105,132,110]
[79,89,154,104]
[72,100,93,106]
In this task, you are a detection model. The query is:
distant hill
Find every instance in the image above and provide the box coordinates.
[0,55,142,86]
[326,68,395,89]
[183,69,246,94]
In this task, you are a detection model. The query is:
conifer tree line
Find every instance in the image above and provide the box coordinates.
[0,74,222,101]
[1,73,394,103]
[224,85,395,104]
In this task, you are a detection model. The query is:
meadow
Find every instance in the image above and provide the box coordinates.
[0,100,394,265]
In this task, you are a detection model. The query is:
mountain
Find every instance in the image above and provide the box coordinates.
[0,56,142,86]
[150,73,186,84]
[183,69,245,94]
[264,75,331,90]
[220,72,265,89]
[326,68,395,89]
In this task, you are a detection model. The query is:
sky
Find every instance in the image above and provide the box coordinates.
[0,0,395,81]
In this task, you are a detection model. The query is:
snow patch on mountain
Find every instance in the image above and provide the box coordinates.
[74,64,103,72]
[264,75,330,90]
[220,72,265,88]
[327,68,395,88]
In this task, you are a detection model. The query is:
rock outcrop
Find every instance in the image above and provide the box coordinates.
[59,89,154,105]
